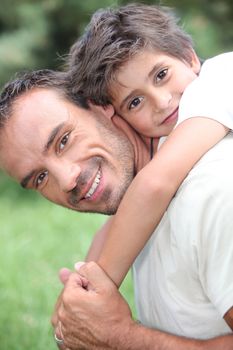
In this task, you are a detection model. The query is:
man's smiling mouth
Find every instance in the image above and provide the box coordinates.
[84,169,101,199]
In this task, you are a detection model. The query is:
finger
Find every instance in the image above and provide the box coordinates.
[51,291,64,327]
[59,268,72,285]
[74,261,85,271]
[78,261,116,291]
[64,272,89,292]
[54,321,66,350]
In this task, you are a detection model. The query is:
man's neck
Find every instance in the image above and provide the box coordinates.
[112,115,159,173]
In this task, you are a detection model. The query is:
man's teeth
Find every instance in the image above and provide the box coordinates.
[85,171,101,199]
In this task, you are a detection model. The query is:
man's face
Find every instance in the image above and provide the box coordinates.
[0,88,136,215]
[110,50,200,138]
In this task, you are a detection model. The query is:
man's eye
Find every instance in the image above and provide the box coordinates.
[156,68,168,82]
[59,133,70,152]
[129,97,144,110]
[35,171,48,187]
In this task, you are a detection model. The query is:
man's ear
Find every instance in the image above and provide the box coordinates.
[89,102,115,119]
[189,49,201,74]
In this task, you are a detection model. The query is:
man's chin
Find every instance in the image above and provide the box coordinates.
[67,203,118,216]
[79,205,118,216]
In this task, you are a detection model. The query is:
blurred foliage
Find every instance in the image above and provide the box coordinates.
[0,0,232,88]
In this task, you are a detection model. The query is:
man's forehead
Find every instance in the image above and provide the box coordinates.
[15,88,65,115]
[11,88,80,139]
[0,88,69,180]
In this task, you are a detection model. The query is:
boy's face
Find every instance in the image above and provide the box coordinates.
[109,50,200,138]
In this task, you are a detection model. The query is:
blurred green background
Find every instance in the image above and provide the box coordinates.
[0,0,232,349]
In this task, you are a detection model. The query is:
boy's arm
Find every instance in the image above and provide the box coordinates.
[85,217,114,262]
[97,117,228,287]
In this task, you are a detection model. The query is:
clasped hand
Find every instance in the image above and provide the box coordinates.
[51,262,133,350]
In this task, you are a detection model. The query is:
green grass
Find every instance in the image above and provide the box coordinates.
[0,173,135,350]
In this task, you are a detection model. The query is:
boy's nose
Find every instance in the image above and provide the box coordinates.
[152,90,172,111]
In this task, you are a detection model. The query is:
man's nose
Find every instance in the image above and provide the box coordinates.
[50,160,81,192]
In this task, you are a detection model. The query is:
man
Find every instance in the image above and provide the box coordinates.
[0,70,232,349]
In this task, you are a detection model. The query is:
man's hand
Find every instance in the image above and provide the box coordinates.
[51,262,134,350]
[52,269,88,350]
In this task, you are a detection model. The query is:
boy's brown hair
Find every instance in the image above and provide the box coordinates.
[67,3,194,105]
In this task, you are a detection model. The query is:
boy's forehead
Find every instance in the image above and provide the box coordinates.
[111,51,162,88]
[119,50,178,70]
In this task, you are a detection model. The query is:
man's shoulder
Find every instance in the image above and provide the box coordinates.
[195,132,233,165]
[176,133,233,197]
[167,133,233,241]
[201,52,233,76]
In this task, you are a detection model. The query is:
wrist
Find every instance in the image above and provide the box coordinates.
[108,320,153,350]
[104,318,138,350]
[108,321,207,350]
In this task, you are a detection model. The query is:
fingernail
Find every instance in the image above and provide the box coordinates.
[74,261,85,271]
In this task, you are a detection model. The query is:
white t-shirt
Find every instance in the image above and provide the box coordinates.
[133,134,233,338]
[178,52,233,129]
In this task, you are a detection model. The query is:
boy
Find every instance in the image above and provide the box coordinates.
[67,4,232,287]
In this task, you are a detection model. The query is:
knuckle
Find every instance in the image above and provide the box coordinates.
[62,289,73,306]
[80,260,97,274]
[51,315,56,327]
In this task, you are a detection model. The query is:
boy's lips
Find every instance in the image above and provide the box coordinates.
[162,107,179,125]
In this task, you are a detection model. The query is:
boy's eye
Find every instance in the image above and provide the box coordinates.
[35,170,48,188]
[129,97,144,110]
[156,68,168,82]
[58,132,70,152]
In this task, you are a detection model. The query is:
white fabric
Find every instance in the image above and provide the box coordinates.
[133,134,233,338]
[178,52,233,129]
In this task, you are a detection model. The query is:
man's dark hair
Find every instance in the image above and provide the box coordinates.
[0,69,88,128]
[67,3,194,105]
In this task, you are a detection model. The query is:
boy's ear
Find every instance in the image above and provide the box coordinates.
[189,49,201,74]
[89,102,115,119]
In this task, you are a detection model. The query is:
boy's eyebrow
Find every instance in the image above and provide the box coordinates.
[119,63,162,110]
[119,91,137,110]
[148,63,162,79]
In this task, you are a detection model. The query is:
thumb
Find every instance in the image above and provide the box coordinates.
[59,268,72,285]
[78,261,116,291]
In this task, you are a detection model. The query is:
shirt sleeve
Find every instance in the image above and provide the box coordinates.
[178,52,233,130]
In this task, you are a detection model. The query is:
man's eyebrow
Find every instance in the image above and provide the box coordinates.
[20,122,66,188]
[119,63,162,110]
[20,170,36,188]
[43,122,65,153]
